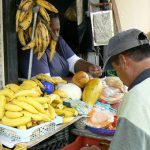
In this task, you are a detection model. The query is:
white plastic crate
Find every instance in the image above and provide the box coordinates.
[0,116,62,148]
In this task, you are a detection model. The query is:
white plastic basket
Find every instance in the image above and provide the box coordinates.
[0,116,62,148]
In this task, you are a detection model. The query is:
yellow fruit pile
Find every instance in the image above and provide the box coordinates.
[0,75,78,129]
[16,0,58,61]
[72,71,103,107]
[2,144,27,150]
[82,78,102,106]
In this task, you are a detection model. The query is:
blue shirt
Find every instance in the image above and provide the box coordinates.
[18,36,75,78]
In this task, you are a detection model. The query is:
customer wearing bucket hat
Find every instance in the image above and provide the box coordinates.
[103,29,150,150]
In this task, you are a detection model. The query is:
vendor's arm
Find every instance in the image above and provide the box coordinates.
[74,59,102,78]
[59,36,102,78]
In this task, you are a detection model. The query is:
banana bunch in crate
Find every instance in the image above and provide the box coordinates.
[0,76,78,129]
[0,81,56,129]
[16,0,58,61]
[0,143,27,150]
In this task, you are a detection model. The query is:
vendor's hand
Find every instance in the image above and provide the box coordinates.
[88,65,102,78]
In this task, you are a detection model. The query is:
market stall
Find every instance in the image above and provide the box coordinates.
[0,0,126,149]
[0,71,126,149]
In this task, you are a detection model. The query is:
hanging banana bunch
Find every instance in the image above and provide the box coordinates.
[50,39,57,61]
[16,0,58,61]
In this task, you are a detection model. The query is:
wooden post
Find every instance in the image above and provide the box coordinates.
[111,0,122,32]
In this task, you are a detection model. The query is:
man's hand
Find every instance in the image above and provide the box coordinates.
[88,65,102,78]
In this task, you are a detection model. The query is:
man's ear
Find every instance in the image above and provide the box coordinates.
[118,54,127,68]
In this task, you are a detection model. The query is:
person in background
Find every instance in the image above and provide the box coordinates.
[102,28,150,150]
[18,13,102,80]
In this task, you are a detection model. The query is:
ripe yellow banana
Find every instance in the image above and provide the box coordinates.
[26,121,32,128]
[0,95,6,119]
[5,111,23,119]
[31,78,45,89]
[22,39,36,50]
[52,77,67,84]
[36,73,54,83]
[5,83,20,93]
[53,89,68,98]
[19,9,33,30]
[34,86,43,95]
[20,80,38,89]
[55,109,74,117]
[14,144,27,150]
[39,6,50,23]
[42,21,50,48]
[32,122,38,127]
[21,110,43,121]
[17,125,27,130]
[17,96,46,113]
[55,103,64,109]
[33,46,39,54]
[43,103,49,109]
[13,100,38,114]
[22,79,38,85]
[35,22,44,57]
[14,87,41,97]
[48,104,56,120]
[0,107,5,120]
[63,107,79,116]
[45,94,62,104]
[28,96,50,104]
[24,29,30,43]
[62,117,74,124]
[39,113,52,122]
[51,102,58,108]
[16,9,21,32]
[34,23,41,54]
[21,0,33,11]
[0,95,6,107]
[38,121,45,125]
[19,0,34,22]
[37,22,50,60]
[1,116,31,127]
[36,0,58,13]
[37,50,45,60]
[5,103,23,112]
[18,10,28,24]
[18,0,30,9]
[51,98,63,104]
[50,39,57,61]
[28,26,32,39]
[0,88,15,100]
[18,29,26,46]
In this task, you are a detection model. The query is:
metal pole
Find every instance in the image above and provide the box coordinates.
[27,6,39,79]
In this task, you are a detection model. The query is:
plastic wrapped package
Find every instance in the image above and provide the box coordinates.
[87,108,114,128]
[100,77,127,105]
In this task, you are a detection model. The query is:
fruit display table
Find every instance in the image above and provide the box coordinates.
[71,128,113,141]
